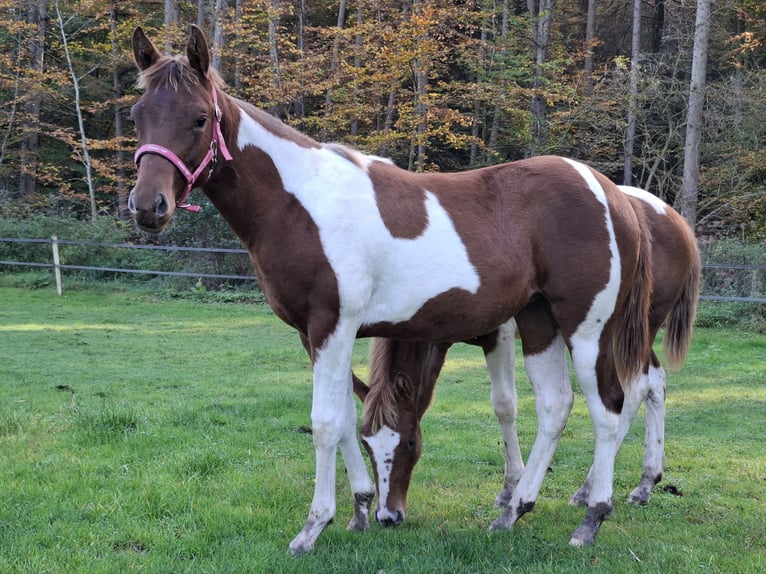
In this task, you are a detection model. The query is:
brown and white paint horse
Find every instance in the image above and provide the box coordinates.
[357,187,700,538]
[128,26,652,554]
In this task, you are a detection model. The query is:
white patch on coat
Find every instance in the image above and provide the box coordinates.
[236,108,480,326]
[562,158,622,340]
[562,158,624,511]
[618,185,668,215]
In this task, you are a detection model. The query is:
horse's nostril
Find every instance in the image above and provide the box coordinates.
[154,193,169,217]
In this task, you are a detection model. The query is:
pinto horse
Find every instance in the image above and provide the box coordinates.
[357,186,700,535]
[128,25,652,554]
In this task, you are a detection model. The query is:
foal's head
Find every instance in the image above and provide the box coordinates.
[128,26,226,232]
[358,339,448,527]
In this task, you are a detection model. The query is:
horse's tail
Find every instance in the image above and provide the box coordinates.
[664,231,701,371]
[613,219,653,387]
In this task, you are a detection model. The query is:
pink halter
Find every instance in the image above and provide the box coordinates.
[134,87,233,212]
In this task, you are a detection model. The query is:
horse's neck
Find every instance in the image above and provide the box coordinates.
[203,99,312,245]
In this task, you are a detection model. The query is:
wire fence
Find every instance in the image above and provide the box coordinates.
[1,236,764,303]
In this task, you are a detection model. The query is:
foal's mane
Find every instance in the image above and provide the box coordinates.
[137,54,224,93]
[362,339,445,434]
[362,339,403,434]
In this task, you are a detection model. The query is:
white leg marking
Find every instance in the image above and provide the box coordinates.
[629,363,665,504]
[485,320,524,506]
[571,367,649,506]
[490,334,572,530]
[289,321,372,555]
[563,157,624,545]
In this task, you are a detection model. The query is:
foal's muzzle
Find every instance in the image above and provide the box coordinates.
[375,508,405,527]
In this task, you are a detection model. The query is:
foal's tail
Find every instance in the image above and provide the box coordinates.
[664,233,701,371]
[613,220,653,387]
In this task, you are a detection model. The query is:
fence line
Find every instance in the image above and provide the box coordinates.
[1,236,764,303]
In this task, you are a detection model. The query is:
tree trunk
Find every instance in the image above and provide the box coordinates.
[488,0,510,162]
[527,0,554,157]
[54,0,96,218]
[164,0,180,53]
[680,0,711,228]
[623,0,641,186]
[110,1,126,214]
[212,0,227,71]
[350,4,364,137]
[324,0,347,131]
[18,0,48,199]
[583,0,597,93]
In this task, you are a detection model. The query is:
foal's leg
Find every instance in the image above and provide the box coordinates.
[628,359,665,504]
[484,319,524,507]
[489,332,572,530]
[289,324,374,556]
[570,352,666,507]
[568,367,648,506]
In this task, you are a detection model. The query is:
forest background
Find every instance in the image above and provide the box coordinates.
[0,0,764,245]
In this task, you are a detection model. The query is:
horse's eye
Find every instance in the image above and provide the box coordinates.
[405,440,416,452]
[194,116,207,128]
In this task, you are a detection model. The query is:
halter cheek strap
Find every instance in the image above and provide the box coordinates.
[134,88,233,212]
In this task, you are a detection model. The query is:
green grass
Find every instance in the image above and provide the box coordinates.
[0,284,764,573]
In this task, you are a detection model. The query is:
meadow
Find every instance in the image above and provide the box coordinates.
[0,284,764,573]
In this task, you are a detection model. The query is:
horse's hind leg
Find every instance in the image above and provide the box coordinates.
[484,319,523,507]
[490,318,572,531]
[629,357,665,505]
[570,352,666,507]
[567,333,622,546]
[569,363,648,506]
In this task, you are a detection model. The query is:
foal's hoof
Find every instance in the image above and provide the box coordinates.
[494,489,513,508]
[569,489,589,507]
[347,491,374,531]
[569,534,595,547]
[627,489,651,506]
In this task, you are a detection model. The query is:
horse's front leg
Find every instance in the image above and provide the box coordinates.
[288,325,374,556]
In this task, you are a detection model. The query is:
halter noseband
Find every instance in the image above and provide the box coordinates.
[134,87,233,212]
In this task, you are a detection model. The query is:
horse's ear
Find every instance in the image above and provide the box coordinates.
[394,372,414,400]
[132,27,160,71]
[352,374,369,402]
[186,24,210,78]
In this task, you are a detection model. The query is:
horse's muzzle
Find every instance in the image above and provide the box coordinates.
[375,508,405,527]
[128,189,171,233]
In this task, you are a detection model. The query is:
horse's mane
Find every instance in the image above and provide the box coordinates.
[362,338,447,434]
[137,54,225,92]
[362,338,403,434]
[324,143,393,173]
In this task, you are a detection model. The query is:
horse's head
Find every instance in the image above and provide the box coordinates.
[358,339,448,527]
[128,25,231,232]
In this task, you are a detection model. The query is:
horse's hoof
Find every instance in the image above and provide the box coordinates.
[489,508,517,531]
[569,491,589,507]
[347,516,369,531]
[628,483,653,505]
[494,490,513,508]
[569,535,593,547]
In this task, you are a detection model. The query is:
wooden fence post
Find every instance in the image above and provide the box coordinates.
[51,235,62,295]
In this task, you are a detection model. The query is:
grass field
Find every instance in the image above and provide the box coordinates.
[0,284,764,573]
